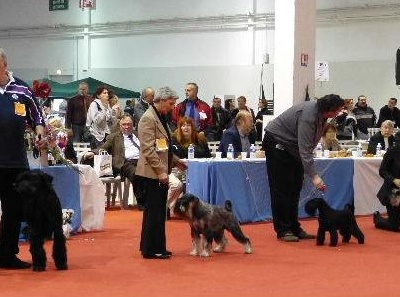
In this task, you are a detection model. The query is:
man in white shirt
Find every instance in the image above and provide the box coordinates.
[84,115,144,208]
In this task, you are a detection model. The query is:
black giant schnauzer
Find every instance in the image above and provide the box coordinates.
[305,198,364,247]
[14,170,68,271]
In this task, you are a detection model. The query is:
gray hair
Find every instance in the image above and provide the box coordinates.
[141,87,154,100]
[381,120,394,129]
[79,82,89,88]
[186,82,198,92]
[153,86,179,103]
[0,48,7,63]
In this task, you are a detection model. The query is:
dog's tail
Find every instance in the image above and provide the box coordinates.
[304,198,327,216]
[224,200,233,212]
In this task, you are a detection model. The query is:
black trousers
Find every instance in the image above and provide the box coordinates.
[264,133,304,238]
[374,204,400,232]
[0,168,27,259]
[139,177,168,255]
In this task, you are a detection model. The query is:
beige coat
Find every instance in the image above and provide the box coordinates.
[135,106,178,179]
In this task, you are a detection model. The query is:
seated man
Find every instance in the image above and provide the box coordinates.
[374,131,400,231]
[84,115,144,209]
[219,110,256,158]
[367,120,395,155]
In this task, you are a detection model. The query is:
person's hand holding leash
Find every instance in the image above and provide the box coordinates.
[312,174,327,191]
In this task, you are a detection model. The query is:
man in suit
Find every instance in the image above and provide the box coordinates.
[219,110,256,158]
[367,120,395,155]
[136,86,186,259]
[83,115,144,209]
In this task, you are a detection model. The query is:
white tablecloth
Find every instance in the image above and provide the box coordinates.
[353,157,386,215]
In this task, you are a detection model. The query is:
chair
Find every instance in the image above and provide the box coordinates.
[207,141,220,157]
[367,128,380,139]
[100,175,123,209]
[255,141,263,150]
[73,142,91,163]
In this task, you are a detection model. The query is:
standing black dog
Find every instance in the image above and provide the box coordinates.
[14,170,68,271]
[305,198,364,247]
[174,193,253,257]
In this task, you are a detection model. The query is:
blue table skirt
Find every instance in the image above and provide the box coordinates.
[28,166,81,232]
[187,158,354,223]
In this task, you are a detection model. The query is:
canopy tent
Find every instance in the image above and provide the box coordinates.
[39,77,140,99]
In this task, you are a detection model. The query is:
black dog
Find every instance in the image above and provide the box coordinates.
[305,198,364,247]
[14,170,68,271]
[174,193,253,257]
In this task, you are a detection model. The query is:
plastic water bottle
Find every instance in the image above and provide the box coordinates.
[357,143,363,157]
[315,143,323,158]
[188,144,195,159]
[249,144,256,159]
[227,143,234,160]
[376,142,382,157]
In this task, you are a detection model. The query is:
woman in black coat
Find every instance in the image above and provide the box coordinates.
[374,131,400,231]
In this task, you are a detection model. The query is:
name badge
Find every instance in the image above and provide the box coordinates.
[14,102,26,116]
[199,111,207,120]
[156,138,168,152]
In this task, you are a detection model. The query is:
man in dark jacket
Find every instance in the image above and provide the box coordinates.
[209,96,231,141]
[219,110,256,158]
[376,97,400,128]
[374,131,400,231]
[65,82,93,142]
[352,95,376,140]
[134,87,154,128]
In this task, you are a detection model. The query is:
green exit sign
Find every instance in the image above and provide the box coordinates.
[49,0,68,11]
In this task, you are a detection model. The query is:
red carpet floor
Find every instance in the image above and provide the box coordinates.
[1,210,400,297]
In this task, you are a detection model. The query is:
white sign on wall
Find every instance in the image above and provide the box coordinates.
[315,61,329,82]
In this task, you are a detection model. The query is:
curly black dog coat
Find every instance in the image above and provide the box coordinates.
[14,170,68,271]
[305,198,365,247]
[174,193,253,257]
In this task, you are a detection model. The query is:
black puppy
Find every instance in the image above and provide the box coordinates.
[305,198,364,247]
[14,170,68,271]
[174,193,253,257]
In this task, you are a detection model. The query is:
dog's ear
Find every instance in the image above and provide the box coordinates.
[224,200,232,212]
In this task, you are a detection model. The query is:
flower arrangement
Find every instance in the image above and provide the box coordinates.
[31,122,78,171]
[44,119,72,166]
[30,80,80,173]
